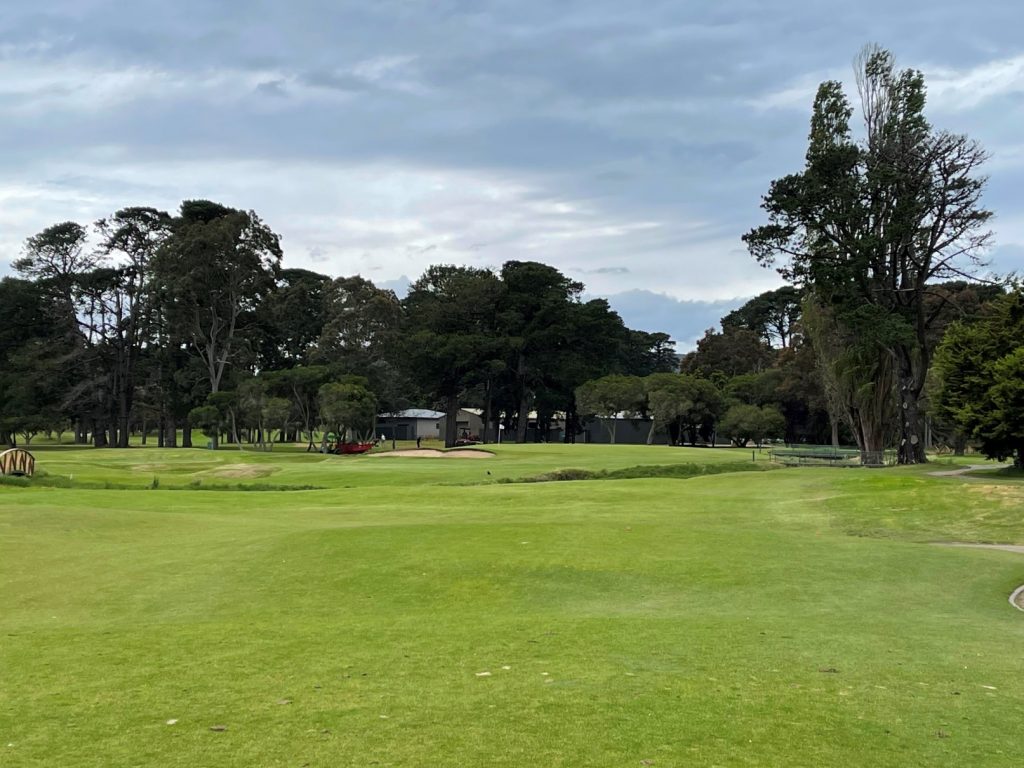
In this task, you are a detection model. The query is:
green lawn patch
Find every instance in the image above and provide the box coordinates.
[2,445,1023,766]
[497,460,774,484]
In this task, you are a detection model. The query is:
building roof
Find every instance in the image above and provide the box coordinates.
[381,408,446,420]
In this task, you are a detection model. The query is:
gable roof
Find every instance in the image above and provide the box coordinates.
[382,408,446,420]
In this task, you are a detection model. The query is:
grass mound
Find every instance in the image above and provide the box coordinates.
[498,460,773,484]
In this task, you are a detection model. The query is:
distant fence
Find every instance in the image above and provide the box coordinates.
[768,444,896,467]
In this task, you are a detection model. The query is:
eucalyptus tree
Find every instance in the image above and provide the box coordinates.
[315,275,406,413]
[721,287,803,349]
[256,268,332,369]
[318,377,378,443]
[643,373,693,445]
[498,261,584,442]
[403,265,505,447]
[575,374,646,444]
[152,201,282,448]
[94,207,172,446]
[264,365,333,450]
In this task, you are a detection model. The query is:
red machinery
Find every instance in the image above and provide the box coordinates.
[335,442,375,455]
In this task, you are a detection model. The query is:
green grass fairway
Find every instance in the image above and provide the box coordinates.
[2,445,1023,766]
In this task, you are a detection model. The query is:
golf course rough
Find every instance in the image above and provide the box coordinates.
[2,443,1023,767]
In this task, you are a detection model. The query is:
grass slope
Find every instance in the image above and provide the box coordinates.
[1,445,1022,767]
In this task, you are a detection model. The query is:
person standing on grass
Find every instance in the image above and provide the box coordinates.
[416,436,421,449]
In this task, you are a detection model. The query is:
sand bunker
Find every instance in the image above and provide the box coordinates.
[206,464,276,478]
[369,448,494,459]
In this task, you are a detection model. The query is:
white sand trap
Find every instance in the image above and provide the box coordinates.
[370,448,494,459]
[207,463,276,478]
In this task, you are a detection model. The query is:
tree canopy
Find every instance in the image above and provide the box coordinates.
[933,289,1024,468]
[743,45,993,464]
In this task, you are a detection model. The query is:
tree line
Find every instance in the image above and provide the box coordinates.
[572,46,1022,467]
[0,204,678,449]
[3,45,1020,467]
[574,281,1019,464]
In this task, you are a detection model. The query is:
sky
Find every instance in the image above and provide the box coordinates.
[1,1,1022,349]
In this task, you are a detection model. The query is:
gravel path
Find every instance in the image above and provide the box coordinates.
[926,464,999,477]
[1012,586,1024,612]
[936,542,1024,555]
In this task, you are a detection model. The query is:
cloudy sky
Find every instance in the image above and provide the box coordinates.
[1,1,1021,348]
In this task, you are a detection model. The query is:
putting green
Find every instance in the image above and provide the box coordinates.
[2,444,1022,766]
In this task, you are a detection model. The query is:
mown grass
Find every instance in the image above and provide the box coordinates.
[1,444,1022,767]
[496,460,774,484]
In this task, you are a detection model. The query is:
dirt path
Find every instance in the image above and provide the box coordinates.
[926,464,998,478]
[935,542,1024,555]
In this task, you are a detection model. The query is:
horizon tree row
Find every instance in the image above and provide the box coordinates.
[571,275,1017,459]
[0,202,677,449]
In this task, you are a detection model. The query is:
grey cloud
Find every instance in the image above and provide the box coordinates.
[406,244,437,255]
[0,0,1021,297]
[255,79,289,97]
[378,275,412,297]
[300,70,371,93]
[599,290,746,351]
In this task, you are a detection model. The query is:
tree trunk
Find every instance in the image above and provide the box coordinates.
[182,416,193,448]
[892,344,927,464]
[515,391,530,444]
[444,392,459,448]
[646,419,657,445]
[515,354,529,444]
[116,391,131,448]
[306,417,316,452]
[896,377,926,464]
[482,381,492,444]
[854,409,886,466]
[830,417,839,449]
